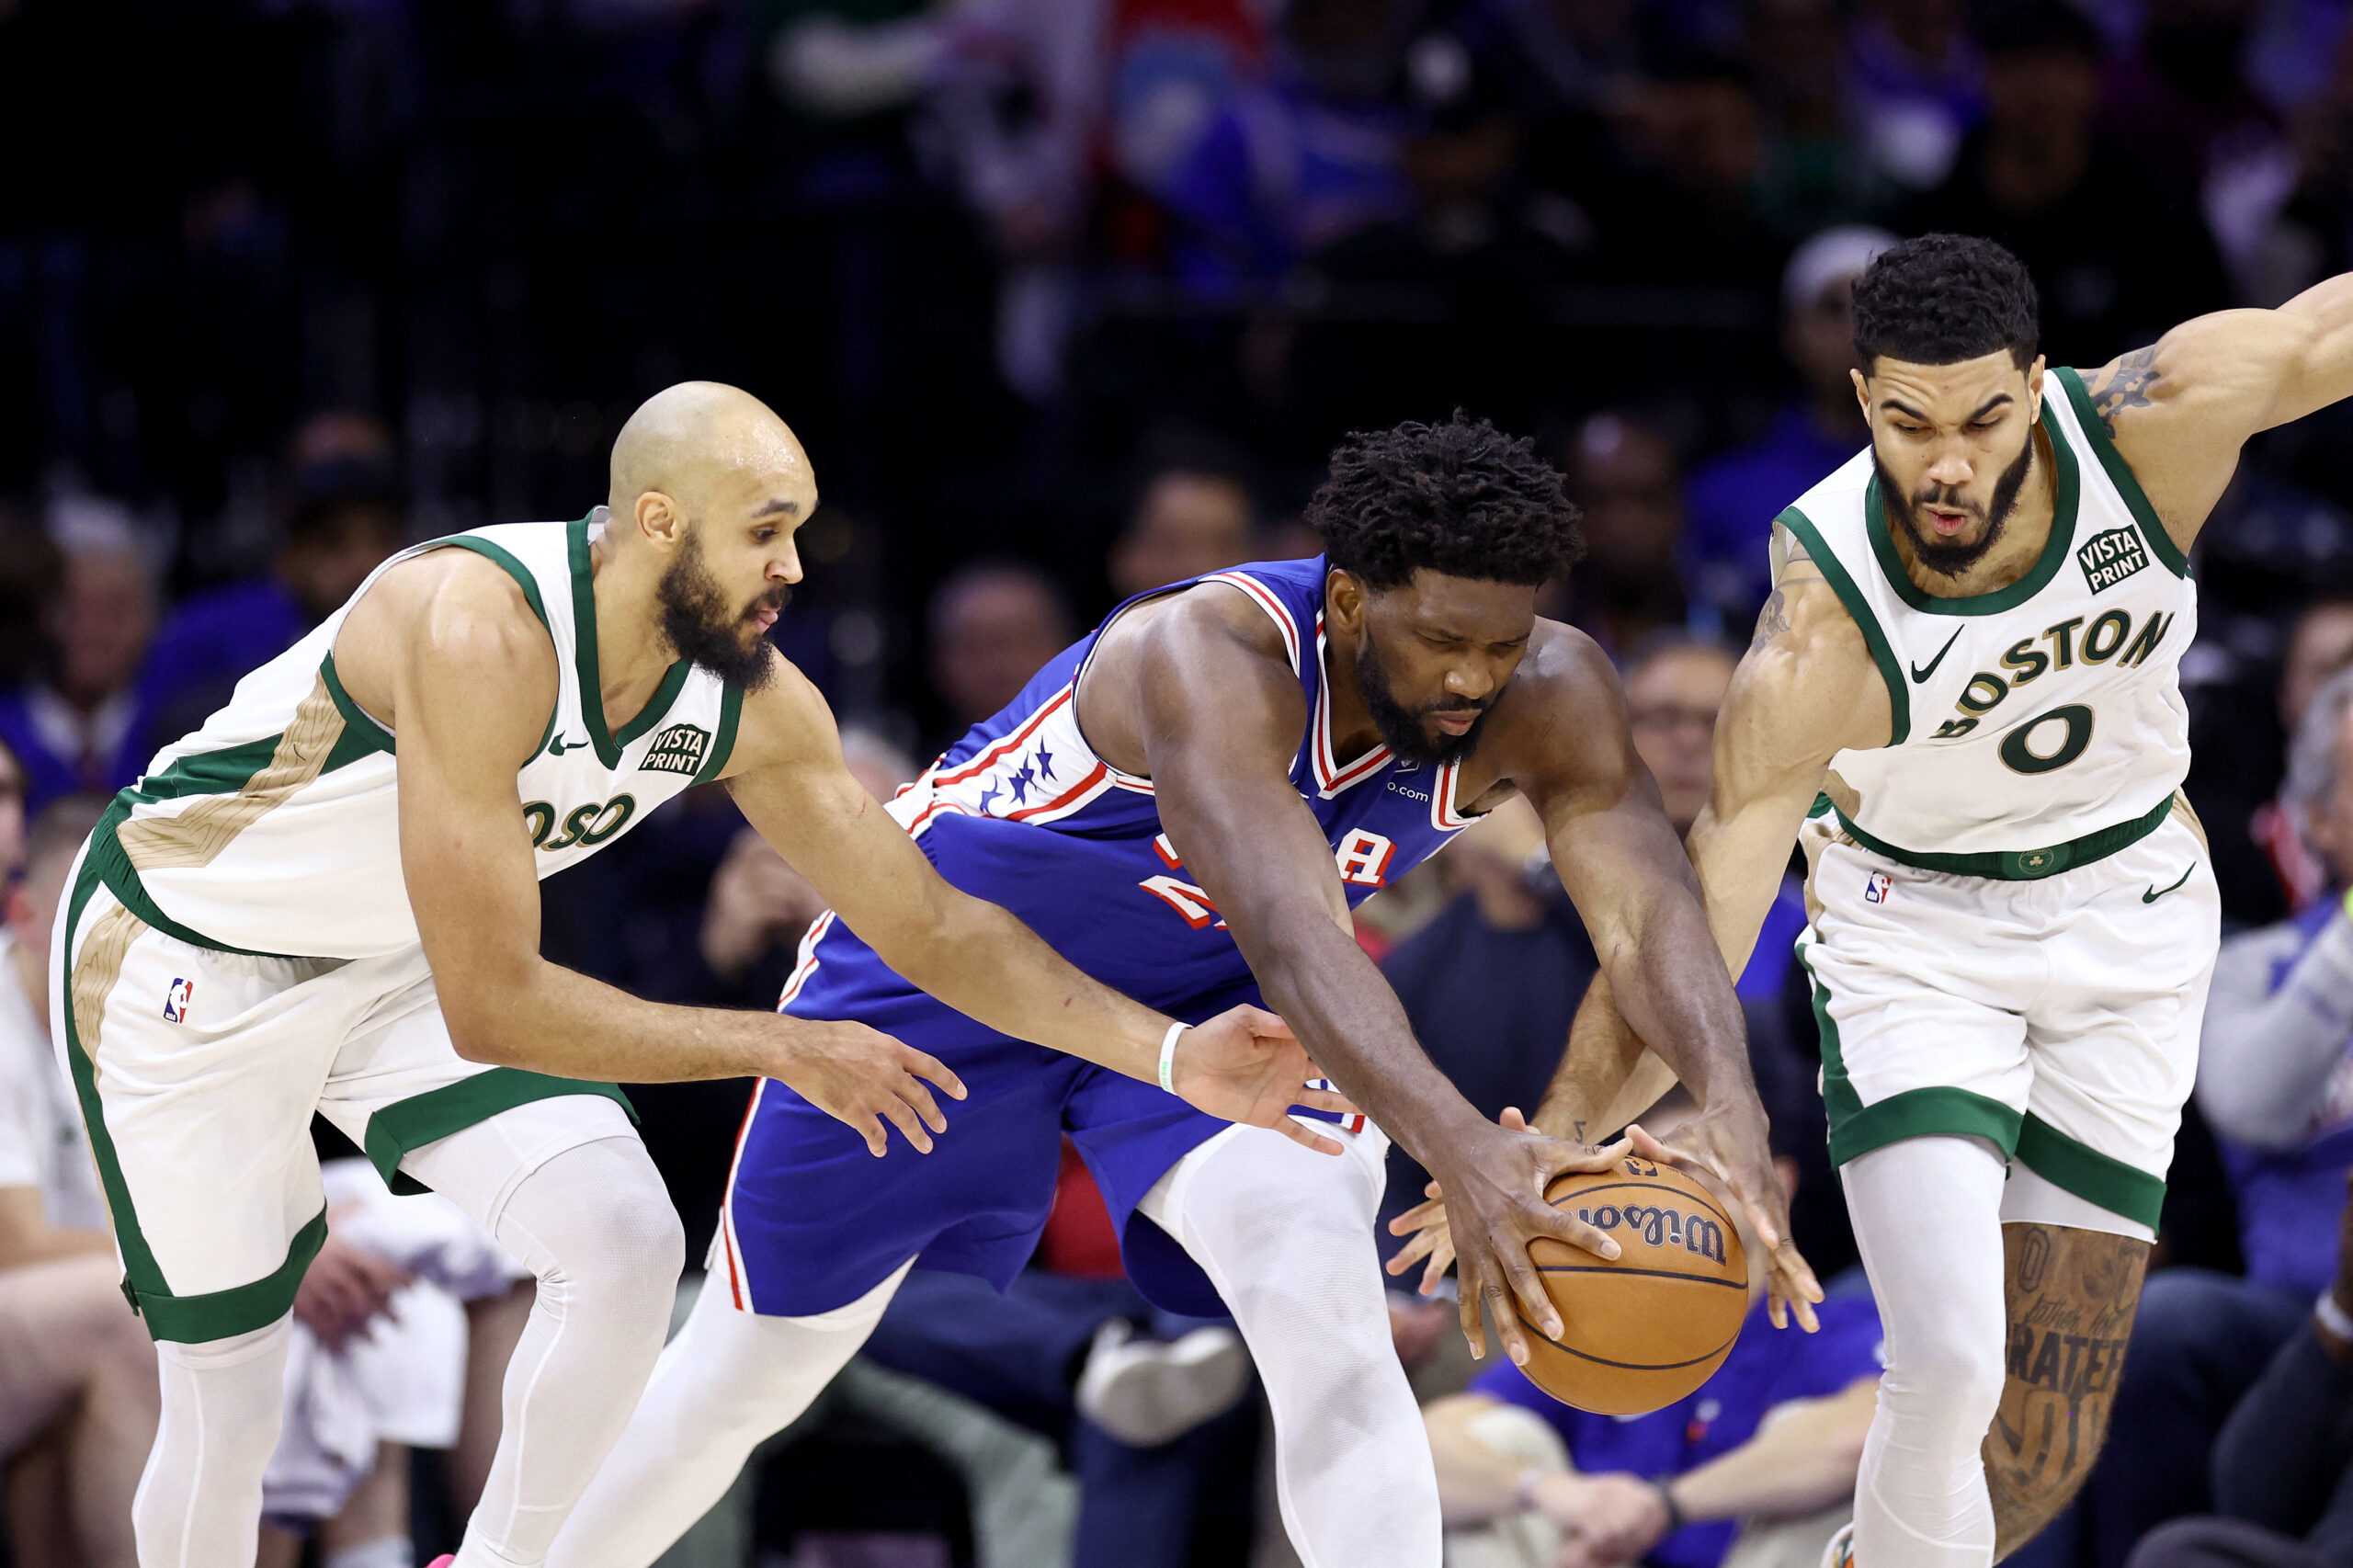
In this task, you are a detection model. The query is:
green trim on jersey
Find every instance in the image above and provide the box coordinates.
[1776,506,1909,744]
[567,513,692,768]
[364,1070,636,1197]
[1804,941,2025,1166]
[1831,793,2173,881]
[55,850,331,1340]
[320,653,397,762]
[2054,367,2190,578]
[2017,1113,2166,1230]
[692,683,745,785]
[438,534,555,631]
[1863,405,2082,616]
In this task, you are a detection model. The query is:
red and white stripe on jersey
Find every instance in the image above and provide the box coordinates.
[894,687,1123,839]
[715,1078,770,1310]
[1430,758,1479,831]
[1201,571,1302,676]
[777,909,837,1008]
[1309,618,1392,798]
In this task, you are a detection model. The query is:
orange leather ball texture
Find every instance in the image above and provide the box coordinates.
[1516,1155,1750,1415]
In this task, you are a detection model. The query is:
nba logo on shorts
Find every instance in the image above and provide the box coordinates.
[162,978,195,1024]
[1863,871,1893,904]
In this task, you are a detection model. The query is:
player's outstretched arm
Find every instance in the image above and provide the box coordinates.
[2081,271,2353,551]
[383,557,961,1157]
[1125,594,1625,1366]
[717,656,1357,1155]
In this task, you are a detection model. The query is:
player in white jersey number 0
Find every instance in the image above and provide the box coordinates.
[1394,233,2353,1568]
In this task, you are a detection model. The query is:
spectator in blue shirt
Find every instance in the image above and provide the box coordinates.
[1423,1124,1881,1568]
[1682,226,1893,633]
[0,499,159,819]
[2080,664,2353,1567]
[134,414,404,756]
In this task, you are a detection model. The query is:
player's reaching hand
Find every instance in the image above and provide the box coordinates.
[1624,1116,1822,1332]
[766,1017,969,1156]
[1430,1113,1633,1367]
[1168,1005,1361,1154]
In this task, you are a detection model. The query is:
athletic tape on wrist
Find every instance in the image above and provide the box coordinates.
[1158,1021,1189,1095]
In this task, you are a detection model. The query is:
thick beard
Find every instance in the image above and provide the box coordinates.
[1875,434,2035,579]
[657,526,783,691]
[1355,638,1490,767]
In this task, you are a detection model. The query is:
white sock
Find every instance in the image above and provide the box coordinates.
[402,1125,685,1568]
[134,1317,295,1568]
[324,1537,415,1568]
[544,1258,912,1568]
[1841,1135,2011,1568]
[1139,1124,1439,1568]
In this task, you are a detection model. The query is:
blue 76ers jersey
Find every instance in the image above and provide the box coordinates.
[788,555,1486,1019]
[725,556,1493,1318]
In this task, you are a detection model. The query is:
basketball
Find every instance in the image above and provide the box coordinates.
[1515,1155,1750,1415]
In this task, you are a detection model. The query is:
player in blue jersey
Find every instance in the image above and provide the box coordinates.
[551,415,1818,1568]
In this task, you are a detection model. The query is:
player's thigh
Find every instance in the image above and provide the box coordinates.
[1796,884,2036,1170]
[59,882,367,1334]
[316,971,640,1231]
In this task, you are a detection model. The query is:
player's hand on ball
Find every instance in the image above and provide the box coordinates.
[771,1017,969,1157]
[1172,1005,1360,1154]
[1625,1109,1823,1332]
[1383,1108,1565,1299]
[1427,1108,1631,1367]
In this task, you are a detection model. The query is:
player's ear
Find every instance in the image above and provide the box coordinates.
[631,491,687,550]
[2025,354,2047,419]
[1850,366,1870,420]
[1326,569,1368,638]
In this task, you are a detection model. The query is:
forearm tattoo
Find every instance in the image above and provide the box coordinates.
[2089,347,2160,438]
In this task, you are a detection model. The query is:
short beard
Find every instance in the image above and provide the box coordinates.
[1875,434,2035,578]
[657,526,783,691]
[1356,638,1491,767]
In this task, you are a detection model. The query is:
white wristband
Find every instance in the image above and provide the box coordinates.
[1157,1021,1189,1095]
[2316,1289,2353,1342]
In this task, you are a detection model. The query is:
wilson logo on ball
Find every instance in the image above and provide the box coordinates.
[1562,1201,1729,1264]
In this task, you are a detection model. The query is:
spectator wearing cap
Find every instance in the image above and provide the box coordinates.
[135,412,405,755]
[2076,666,2353,1563]
[1422,1099,1881,1568]
[0,499,160,817]
[1895,0,2231,368]
[1683,226,1893,632]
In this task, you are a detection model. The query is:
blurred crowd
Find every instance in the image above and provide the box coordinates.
[19,0,2353,1562]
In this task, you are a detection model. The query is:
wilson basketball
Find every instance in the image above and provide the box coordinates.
[1516,1156,1750,1415]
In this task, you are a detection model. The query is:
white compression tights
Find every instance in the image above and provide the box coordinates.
[128,1112,680,1568]
[548,1121,1436,1568]
[1841,1135,2012,1568]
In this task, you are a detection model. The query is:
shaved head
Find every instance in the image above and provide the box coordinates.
[604,382,819,691]
[608,381,813,520]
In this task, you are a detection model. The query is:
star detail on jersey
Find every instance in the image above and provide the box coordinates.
[1009,762,1036,805]
[2143,865,2194,903]
[1035,744,1055,780]
[1909,629,1963,685]
[977,783,1003,814]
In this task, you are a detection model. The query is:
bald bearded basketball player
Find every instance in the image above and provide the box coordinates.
[54,382,1330,1568]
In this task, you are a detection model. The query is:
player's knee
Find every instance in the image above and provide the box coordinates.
[1893,1319,2007,1426]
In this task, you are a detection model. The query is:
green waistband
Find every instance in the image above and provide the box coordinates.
[1826,793,2174,881]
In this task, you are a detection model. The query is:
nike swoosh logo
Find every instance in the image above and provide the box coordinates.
[1910,629,1964,684]
[548,734,579,756]
[2143,866,2194,903]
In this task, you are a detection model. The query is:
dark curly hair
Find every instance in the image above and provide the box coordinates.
[1306,415,1585,591]
[1852,233,2040,373]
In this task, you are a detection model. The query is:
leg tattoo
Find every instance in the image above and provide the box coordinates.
[1983,1224,2150,1560]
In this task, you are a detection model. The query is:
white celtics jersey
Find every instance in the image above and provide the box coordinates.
[85,510,743,960]
[1784,369,2196,874]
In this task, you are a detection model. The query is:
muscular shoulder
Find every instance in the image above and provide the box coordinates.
[1733,524,1889,760]
[710,649,837,778]
[338,548,557,737]
[1476,619,1634,792]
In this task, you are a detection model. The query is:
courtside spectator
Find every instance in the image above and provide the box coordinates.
[0,500,158,816]
[2085,665,2353,1562]
[1556,414,1692,657]
[926,560,1075,743]
[1684,227,1893,630]
[1108,466,1258,600]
